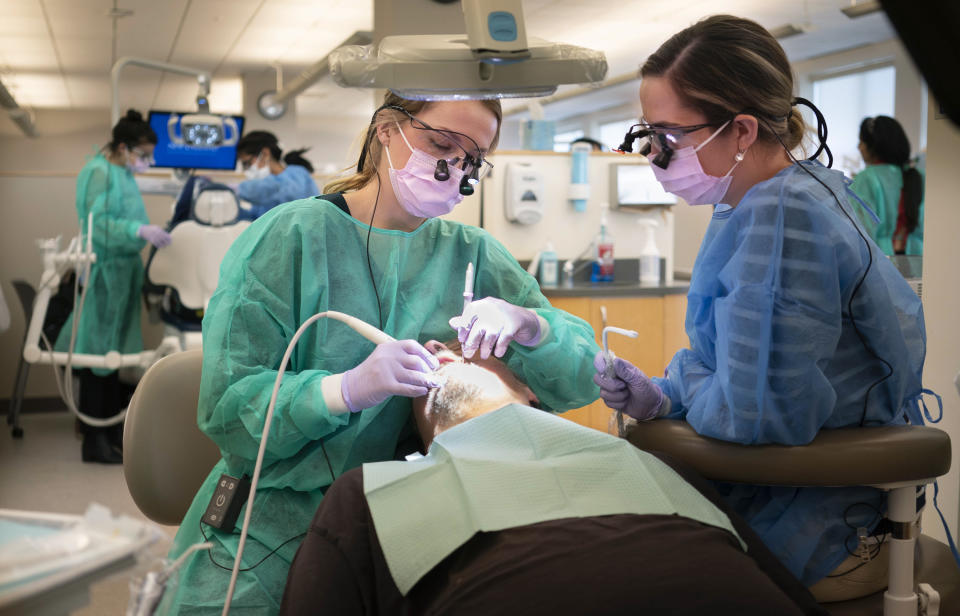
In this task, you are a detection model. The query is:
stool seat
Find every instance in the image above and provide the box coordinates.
[626,420,951,487]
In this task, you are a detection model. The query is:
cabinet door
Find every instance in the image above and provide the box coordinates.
[590,297,664,377]
[547,297,600,430]
[663,293,689,365]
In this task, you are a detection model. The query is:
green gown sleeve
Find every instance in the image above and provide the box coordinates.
[197,215,350,468]
[473,236,600,412]
[848,170,884,240]
[79,164,146,252]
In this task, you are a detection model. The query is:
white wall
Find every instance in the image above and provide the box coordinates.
[793,38,926,161]
[473,151,676,279]
[918,100,960,542]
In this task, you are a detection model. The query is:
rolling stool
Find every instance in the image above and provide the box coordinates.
[626,420,955,616]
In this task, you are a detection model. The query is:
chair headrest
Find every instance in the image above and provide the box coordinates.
[193,186,239,226]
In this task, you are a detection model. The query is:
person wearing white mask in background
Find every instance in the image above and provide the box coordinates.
[593,15,929,602]
[54,109,171,464]
[158,93,599,613]
[234,130,320,220]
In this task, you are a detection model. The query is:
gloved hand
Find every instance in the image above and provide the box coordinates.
[137,224,172,248]
[448,297,541,359]
[341,340,441,412]
[592,352,664,421]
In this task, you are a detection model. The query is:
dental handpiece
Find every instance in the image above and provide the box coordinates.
[462,262,474,312]
[602,326,639,438]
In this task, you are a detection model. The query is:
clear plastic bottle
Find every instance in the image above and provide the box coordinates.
[591,205,614,282]
[539,240,559,287]
[638,219,661,285]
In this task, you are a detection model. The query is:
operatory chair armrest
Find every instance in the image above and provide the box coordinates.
[625,420,951,488]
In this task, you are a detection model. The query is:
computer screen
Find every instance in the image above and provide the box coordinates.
[148,110,246,170]
[609,163,678,209]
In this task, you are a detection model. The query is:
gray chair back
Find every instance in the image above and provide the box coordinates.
[123,349,221,525]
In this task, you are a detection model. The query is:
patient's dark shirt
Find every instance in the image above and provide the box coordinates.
[280,451,826,616]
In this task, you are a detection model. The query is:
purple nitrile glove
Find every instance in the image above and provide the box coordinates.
[592,351,664,421]
[137,224,172,248]
[448,297,541,360]
[340,339,441,412]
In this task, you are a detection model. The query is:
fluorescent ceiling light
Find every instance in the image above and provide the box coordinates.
[769,24,807,39]
[841,1,882,18]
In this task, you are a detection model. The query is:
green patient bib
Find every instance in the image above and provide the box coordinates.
[363,404,745,595]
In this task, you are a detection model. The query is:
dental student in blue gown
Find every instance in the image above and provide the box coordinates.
[594,15,928,602]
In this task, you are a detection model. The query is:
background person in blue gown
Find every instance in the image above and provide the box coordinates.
[234,130,319,219]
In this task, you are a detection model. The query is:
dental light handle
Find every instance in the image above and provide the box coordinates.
[602,326,639,438]
[222,311,392,615]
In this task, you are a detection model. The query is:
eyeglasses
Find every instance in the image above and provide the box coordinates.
[238,153,261,171]
[380,105,494,196]
[130,147,154,166]
[616,120,722,169]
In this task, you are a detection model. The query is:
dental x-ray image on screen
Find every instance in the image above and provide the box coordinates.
[148,110,246,170]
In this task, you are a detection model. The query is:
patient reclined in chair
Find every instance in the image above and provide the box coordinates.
[280,341,826,616]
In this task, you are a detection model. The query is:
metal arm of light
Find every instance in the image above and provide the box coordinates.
[111,57,211,126]
[256,30,373,120]
[0,78,36,137]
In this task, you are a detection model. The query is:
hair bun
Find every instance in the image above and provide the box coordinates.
[124,109,144,122]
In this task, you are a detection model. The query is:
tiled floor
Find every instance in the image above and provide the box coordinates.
[0,411,177,615]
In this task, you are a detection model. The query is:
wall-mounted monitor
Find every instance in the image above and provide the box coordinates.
[148,110,246,170]
[609,163,677,209]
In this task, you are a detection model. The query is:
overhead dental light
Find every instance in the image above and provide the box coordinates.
[328,0,608,100]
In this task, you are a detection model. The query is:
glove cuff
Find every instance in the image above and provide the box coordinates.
[339,371,361,413]
[321,373,350,415]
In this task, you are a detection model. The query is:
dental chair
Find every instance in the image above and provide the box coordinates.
[626,419,955,616]
[123,349,220,525]
[143,181,250,353]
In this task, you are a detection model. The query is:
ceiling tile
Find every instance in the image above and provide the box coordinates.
[4,72,71,107]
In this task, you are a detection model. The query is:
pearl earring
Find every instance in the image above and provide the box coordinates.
[735,151,745,162]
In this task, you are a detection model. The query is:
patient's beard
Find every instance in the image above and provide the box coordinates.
[426,363,510,430]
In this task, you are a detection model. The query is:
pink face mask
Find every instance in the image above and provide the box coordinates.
[385,123,465,218]
[648,121,743,206]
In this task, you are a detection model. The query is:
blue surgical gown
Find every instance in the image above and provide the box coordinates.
[160,197,600,613]
[236,164,319,219]
[652,161,926,585]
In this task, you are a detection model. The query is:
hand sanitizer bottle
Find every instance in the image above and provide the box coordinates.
[638,219,661,285]
[591,204,615,282]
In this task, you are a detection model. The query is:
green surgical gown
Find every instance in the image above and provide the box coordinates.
[160,198,600,614]
[849,163,924,256]
[55,153,148,375]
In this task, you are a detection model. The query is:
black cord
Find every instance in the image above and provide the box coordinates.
[824,501,888,577]
[365,173,384,331]
[759,111,894,428]
[199,520,307,573]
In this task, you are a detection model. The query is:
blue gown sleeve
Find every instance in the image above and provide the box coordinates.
[236,174,287,211]
[654,186,845,445]
[197,214,349,467]
[474,236,600,412]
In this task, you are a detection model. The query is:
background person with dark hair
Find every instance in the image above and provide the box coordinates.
[851,115,924,255]
[234,130,319,219]
[54,109,170,464]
